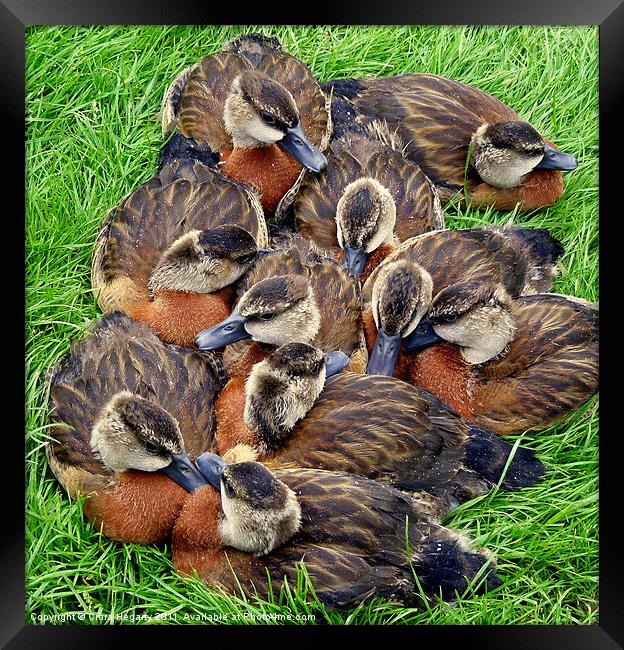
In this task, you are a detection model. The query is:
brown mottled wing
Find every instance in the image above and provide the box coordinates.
[269,373,467,489]
[47,313,220,495]
[209,543,404,609]
[351,73,520,188]
[472,295,599,434]
[92,164,264,313]
[295,135,441,252]
[363,228,529,304]
[177,38,328,152]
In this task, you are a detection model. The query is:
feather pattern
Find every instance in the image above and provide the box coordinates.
[91,162,266,314]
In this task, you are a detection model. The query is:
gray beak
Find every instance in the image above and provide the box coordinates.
[195,310,250,350]
[278,123,327,173]
[195,452,229,490]
[366,329,402,377]
[535,144,578,171]
[342,246,369,277]
[404,317,445,353]
[161,451,209,493]
[323,351,350,383]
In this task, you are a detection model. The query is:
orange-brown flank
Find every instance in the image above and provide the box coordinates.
[219,145,302,214]
[129,288,234,348]
[83,471,190,544]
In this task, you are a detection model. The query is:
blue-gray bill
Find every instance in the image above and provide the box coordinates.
[535,144,578,171]
[323,350,350,382]
[162,451,210,493]
[195,311,250,350]
[366,329,402,376]
[342,245,369,277]
[278,123,327,173]
[404,317,445,353]
[195,452,229,490]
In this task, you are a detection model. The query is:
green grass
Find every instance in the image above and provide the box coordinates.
[26,25,598,625]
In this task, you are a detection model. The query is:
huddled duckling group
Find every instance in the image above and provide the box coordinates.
[45,34,597,610]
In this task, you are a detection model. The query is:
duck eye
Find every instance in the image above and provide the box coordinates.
[261,113,277,126]
[439,314,458,324]
[144,441,160,454]
[222,477,236,497]
[260,312,276,322]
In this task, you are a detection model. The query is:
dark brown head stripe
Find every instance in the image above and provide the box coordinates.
[198,225,256,259]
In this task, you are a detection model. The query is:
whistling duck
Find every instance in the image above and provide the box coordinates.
[324,73,578,211]
[212,341,544,518]
[293,126,444,279]
[161,34,329,216]
[171,453,501,608]
[362,225,565,377]
[45,313,221,544]
[91,159,268,348]
[195,238,366,447]
[366,266,598,435]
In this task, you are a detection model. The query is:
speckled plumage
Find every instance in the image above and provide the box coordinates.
[172,467,501,608]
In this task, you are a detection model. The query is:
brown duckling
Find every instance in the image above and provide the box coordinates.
[45,313,220,544]
[195,236,365,374]
[92,160,268,348]
[294,128,444,278]
[161,34,329,215]
[324,73,577,211]
[213,342,544,518]
[172,454,501,608]
[362,225,564,376]
[366,266,598,435]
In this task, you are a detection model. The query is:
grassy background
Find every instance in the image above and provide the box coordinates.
[26,25,598,625]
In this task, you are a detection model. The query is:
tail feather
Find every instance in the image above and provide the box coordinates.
[465,425,545,490]
[416,539,501,599]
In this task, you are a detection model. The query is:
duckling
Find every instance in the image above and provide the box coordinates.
[195,235,365,375]
[324,73,577,211]
[366,265,598,434]
[161,34,329,216]
[45,313,222,543]
[172,454,501,608]
[92,160,268,348]
[294,128,444,279]
[213,342,544,519]
[402,284,599,435]
[362,225,564,375]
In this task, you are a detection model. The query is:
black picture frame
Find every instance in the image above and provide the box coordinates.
[12,1,617,645]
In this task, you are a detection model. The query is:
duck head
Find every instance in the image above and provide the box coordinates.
[244,342,349,454]
[195,453,301,555]
[336,178,397,277]
[223,69,327,173]
[405,281,516,364]
[366,260,434,376]
[470,121,578,189]
[148,225,261,295]
[195,274,321,349]
[90,391,207,492]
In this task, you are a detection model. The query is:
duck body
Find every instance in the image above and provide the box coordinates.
[161,34,330,217]
[324,73,576,211]
[215,368,544,517]
[293,129,444,279]
[172,462,501,608]
[404,294,599,434]
[46,313,222,543]
[92,159,266,347]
